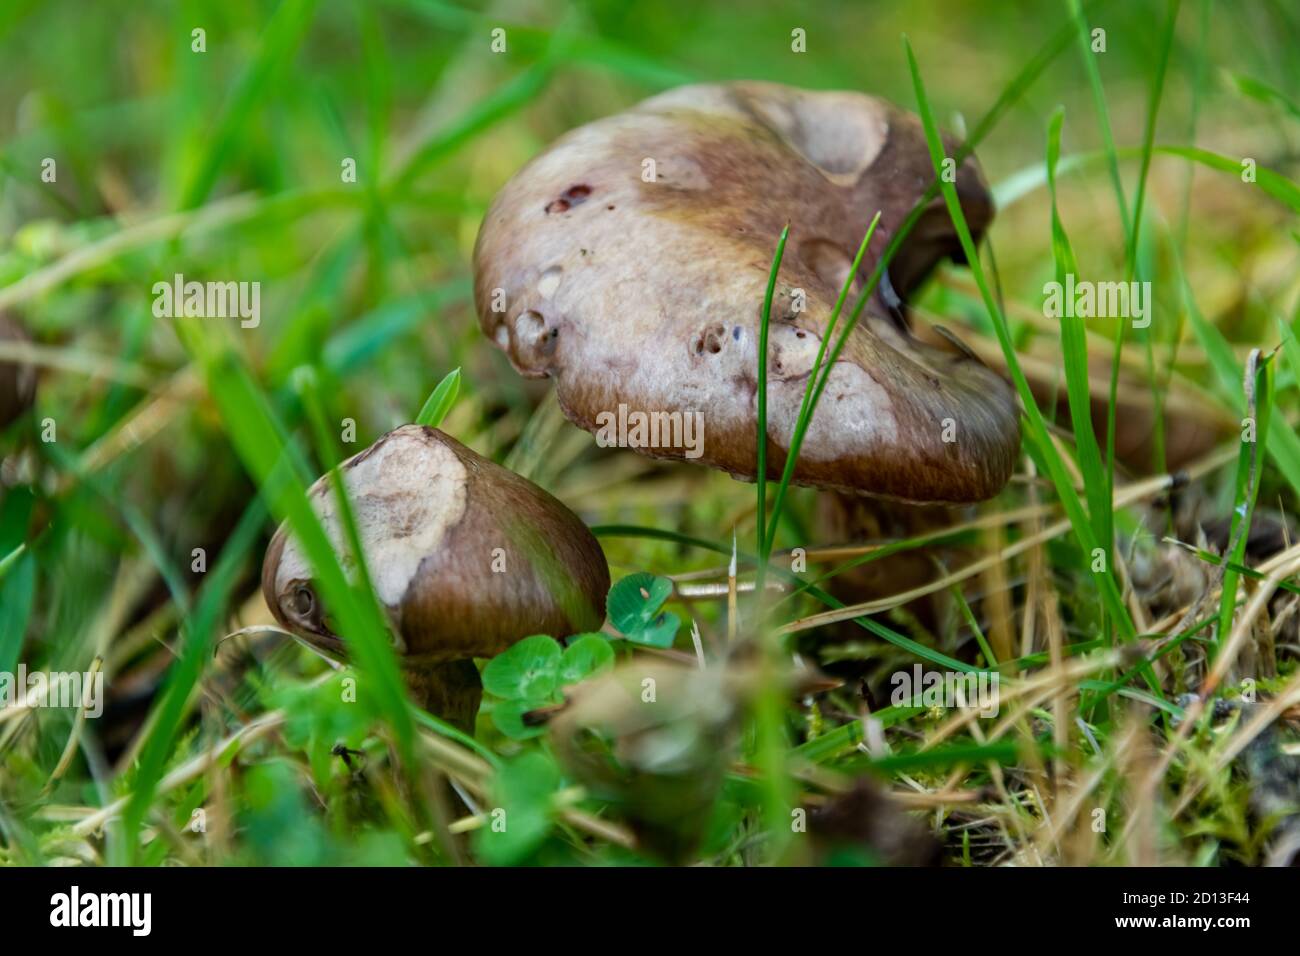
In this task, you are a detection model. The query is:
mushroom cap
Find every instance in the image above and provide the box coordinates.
[0,312,37,429]
[473,81,1019,504]
[261,424,609,663]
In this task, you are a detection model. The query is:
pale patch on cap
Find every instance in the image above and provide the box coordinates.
[768,362,898,461]
[274,425,468,609]
[737,85,889,186]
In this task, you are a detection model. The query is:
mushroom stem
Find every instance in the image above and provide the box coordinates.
[815,491,961,633]
[403,659,483,735]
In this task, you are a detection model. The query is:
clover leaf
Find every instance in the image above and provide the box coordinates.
[558,633,615,685]
[473,751,561,865]
[607,572,680,648]
[482,634,561,702]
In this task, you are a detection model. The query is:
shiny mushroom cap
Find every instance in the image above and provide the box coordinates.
[261,424,609,664]
[473,81,1019,504]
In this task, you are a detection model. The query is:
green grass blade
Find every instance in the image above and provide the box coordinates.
[1104,0,1178,532]
[0,550,35,677]
[754,228,809,867]
[1004,141,1300,215]
[1170,540,1300,596]
[839,741,1022,774]
[755,225,789,565]
[294,365,419,707]
[1178,0,1214,249]
[1214,354,1273,653]
[1124,0,1180,280]
[0,541,26,581]
[790,705,927,764]
[950,582,998,668]
[178,0,320,209]
[323,281,472,376]
[1277,318,1300,396]
[761,215,878,565]
[415,366,462,427]
[904,37,1137,647]
[1046,107,1113,581]
[120,499,265,863]
[778,527,979,608]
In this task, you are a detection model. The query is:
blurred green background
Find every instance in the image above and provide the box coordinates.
[1,0,1298,866]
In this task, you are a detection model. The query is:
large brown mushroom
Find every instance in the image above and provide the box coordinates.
[473,81,1018,505]
[261,424,610,731]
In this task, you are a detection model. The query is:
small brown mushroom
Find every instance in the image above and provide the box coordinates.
[0,312,37,429]
[261,424,610,731]
[473,81,1018,504]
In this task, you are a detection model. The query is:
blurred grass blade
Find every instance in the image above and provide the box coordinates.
[1104,0,1178,511]
[0,541,25,581]
[1066,0,1130,240]
[1278,318,1300,395]
[391,62,552,190]
[0,550,35,677]
[752,223,795,857]
[179,0,320,209]
[294,366,416,698]
[120,499,265,863]
[592,523,731,557]
[842,741,1022,773]
[1224,70,1300,121]
[1153,145,1300,211]
[323,281,472,376]
[1123,0,1179,279]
